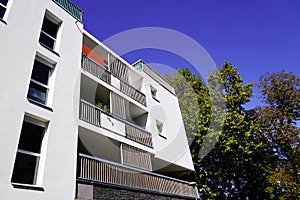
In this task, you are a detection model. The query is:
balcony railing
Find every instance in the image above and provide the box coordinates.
[134,61,175,94]
[82,54,111,85]
[125,124,152,150]
[78,154,198,199]
[82,54,146,106]
[80,100,152,148]
[109,54,129,82]
[120,80,147,107]
[52,0,82,21]
[122,144,152,171]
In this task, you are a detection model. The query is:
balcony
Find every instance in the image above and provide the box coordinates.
[52,0,82,21]
[134,61,175,94]
[120,80,146,106]
[78,154,198,199]
[80,99,153,148]
[82,54,146,107]
[82,54,111,85]
[109,55,129,82]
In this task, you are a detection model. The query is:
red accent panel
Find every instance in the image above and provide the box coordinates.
[82,44,105,66]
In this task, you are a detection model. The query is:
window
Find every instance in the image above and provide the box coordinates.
[0,0,9,20]
[27,57,54,105]
[156,120,166,138]
[39,12,61,51]
[150,85,157,97]
[11,117,47,185]
[150,85,159,102]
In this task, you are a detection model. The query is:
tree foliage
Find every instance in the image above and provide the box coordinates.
[167,63,300,199]
[166,69,210,146]
[198,61,267,199]
[165,69,211,186]
[167,61,268,199]
[256,70,300,199]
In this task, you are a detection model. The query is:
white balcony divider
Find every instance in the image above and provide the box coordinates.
[82,54,111,85]
[78,154,198,199]
[121,144,152,171]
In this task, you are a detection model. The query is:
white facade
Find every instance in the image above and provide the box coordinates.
[139,61,194,174]
[0,0,196,199]
[0,0,83,199]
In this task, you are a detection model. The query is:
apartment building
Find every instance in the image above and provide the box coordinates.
[0,0,197,199]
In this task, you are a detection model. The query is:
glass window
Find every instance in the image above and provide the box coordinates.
[150,86,157,97]
[11,153,39,185]
[0,0,9,6]
[31,60,51,85]
[39,13,61,50]
[41,18,59,38]
[28,82,47,104]
[39,31,56,50]
[11,119,47,185]
[18,122,44,153]
[156,120,165,138]
[27,58,53,105]
[0,7,5,19]
[0,0,9,20]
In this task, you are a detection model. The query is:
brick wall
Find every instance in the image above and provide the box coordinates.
[77,183,195,200]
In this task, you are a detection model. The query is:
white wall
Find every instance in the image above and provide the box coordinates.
[101,112,126,137]
[0,0,83,199]
[141,70,195,172]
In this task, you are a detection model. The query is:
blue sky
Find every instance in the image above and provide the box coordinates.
[72,0,300,109]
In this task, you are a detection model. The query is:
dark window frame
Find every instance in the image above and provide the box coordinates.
[39,12,62,51]
[0,0,9,20]
[27,57,54,106]
[150,85,160,102]
[11,118,47,186]
[156,120,166,139]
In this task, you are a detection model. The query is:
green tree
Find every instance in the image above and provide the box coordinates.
[256,70,300,199]
[198,61,268,199]
[166,68,211,187]
[167,61,268,199]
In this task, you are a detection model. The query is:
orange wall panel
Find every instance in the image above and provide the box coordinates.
[82,44,105,66]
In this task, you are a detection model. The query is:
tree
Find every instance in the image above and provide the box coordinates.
[256,70,300,199]
[167,61,268,199]
[198,61,268,199]
[165,69,211,186]
[166,69,210,146]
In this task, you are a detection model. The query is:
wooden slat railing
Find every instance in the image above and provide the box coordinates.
[80,99,101,127]
[82,54,111,85]
[120,80,147,106]
[110,92,126,119]
[109,54,129,82]
[80,100,153,148]
[125,123,152,148]
[78,154,198,199]
[122,144,152,171]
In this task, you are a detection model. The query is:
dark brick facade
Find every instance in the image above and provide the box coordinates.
[77,182,196,200]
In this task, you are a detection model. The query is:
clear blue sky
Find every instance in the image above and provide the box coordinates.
[72,0,300,109]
